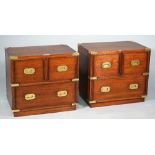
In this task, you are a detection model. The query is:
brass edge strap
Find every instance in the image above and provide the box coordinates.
[141,95,147,98]
[72,52,80,56]
[72,103,78,106]
[89,100,97,104]
[89,76,97,80]
[89,51,98,55]
[143,72,149,76]
[145,48,151,52]
[11,83,19,87]
[10,56,18,60]
[72,78,79,82]
[12,109,20,113]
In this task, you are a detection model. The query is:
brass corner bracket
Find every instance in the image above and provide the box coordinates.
[145,48,151,52]
[89,51,98,55]
[72,78,79,82]
[11,83,20,87]
[141,95,147,98]
[72,103,77,106]
[89,100,96,104]
[12,109,20,113]
[143,72,149,76]
[72,52,80,56]
[10,56,18,60]
[89,76,97,80]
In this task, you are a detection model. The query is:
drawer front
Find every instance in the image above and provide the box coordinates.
[93,54,119,77]
[123,52,148,75]
[49,57,78,80]
[13,59,44,83]
[93,77,146,100]
[15,82,76,110]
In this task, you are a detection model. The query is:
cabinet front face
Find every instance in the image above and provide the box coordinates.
[12,59,44,84]
[49,56,78,81]
[93,53,119,77]
[123,52,148,75]
[14,82,76,110]
[91,77,146,101]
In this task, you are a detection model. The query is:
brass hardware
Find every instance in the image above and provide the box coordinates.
[57,65,68,72]
[72,52,80,56]
[143,72,149,76]
[89,51,97,55]
[11,83,19,87]
[72,78,79,82]
[141,95,147,98]
[57,90,68,97]
[72,103,77,106]
[12,109,20,113]
[89,100,96,104]
[145,48,151,52]
[89,76,97,80]
[10,56,18,60]
[129,84,139,90]
[131,60,140,66]
[24,68,35,75]
[25,93,36,101]
[101,86,111,93]
[102,62,112,69]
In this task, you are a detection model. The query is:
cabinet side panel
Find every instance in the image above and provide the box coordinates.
[145,49,151,95]
[5,50,13,108]
[78,45,89,102]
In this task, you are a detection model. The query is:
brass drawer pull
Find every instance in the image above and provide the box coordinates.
[57,65,68,72]
[25,93,36,101]
[102,62,112,69]
[101,86,111,93]
[131,60,140,66]
[129,84,139,90]
[57,90,68,97]
[24,68,35,74]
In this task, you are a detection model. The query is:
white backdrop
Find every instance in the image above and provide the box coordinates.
[0,35,155,118]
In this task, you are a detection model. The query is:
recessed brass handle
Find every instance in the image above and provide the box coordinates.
[57,90,68,97]
[102,62,112,69]
[131,60,140,66]
[129,84,139,90]
[25,93,36,101]
[101,86,111,93]
[24,68,35,75]
[57,65,68,72]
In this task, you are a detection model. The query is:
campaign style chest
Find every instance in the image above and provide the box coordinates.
[78,41,151,108]
[5,45,79,116]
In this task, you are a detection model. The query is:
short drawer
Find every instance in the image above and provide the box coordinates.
[14,82,77,110]
[93,53,120,77]
[49,56,78,81]
[12,59,44,84]
[91,76,146,101]
[122,52,148,75]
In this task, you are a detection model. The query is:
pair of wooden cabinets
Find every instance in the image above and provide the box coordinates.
[5,41,151,117]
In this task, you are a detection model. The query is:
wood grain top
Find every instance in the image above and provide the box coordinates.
[5,44,76,56]
[79,41,147,52]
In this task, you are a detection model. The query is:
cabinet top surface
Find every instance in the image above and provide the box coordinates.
[6,44,76,56]
[79,41,148,52]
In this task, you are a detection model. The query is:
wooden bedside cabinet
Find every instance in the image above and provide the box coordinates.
[78,41,151,108]
[5,45,79,116]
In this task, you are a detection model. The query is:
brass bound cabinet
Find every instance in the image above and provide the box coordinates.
[5,45,79,116]
[78,41,151,107]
